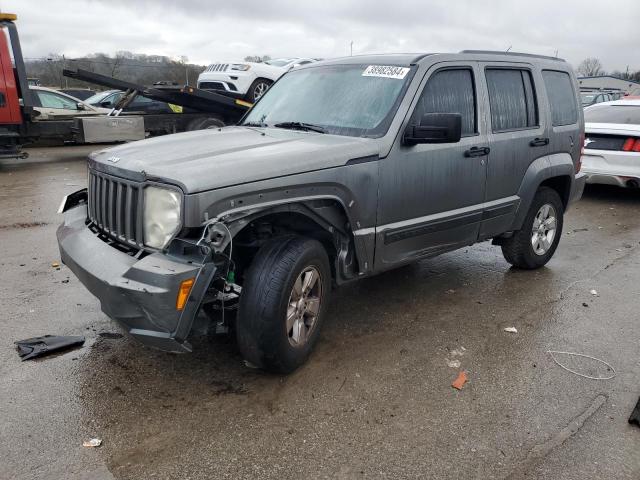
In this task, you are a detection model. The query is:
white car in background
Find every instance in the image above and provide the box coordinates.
[197,57,316,102]
[582,99,640,188]
[30,86,110,120]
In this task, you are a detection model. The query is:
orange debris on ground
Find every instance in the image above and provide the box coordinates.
[452,371,468,390]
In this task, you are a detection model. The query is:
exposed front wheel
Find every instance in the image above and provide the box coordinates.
[236,236,331,373]
[501,187,564,269]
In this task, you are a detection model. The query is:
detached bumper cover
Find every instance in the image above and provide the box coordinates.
[57,205,216,352]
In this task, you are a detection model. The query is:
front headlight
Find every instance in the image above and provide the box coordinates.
[143,186,182,249]
[230,63,251,71]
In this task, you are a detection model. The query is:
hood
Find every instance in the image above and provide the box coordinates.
[89,127,380,193]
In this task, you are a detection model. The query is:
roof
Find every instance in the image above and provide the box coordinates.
[315,53,435,67]
[459,50,565,62]
[315,50,567,68]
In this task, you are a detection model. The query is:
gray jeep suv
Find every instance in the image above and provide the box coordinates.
[57,51,585,373]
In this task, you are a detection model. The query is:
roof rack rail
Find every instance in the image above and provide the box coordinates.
[460,50,564,62]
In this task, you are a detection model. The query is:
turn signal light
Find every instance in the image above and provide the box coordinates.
[176,278,195,311]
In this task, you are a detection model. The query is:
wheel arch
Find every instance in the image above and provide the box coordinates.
[220,198,363,284]
[510,153,575,231]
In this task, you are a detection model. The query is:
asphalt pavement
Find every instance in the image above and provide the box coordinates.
[1,145,639,479]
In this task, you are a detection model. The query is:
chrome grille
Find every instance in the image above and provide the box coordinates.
[206,63,229,72]
[88,170,143,247]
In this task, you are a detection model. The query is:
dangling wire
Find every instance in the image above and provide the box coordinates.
[546,350,616,380]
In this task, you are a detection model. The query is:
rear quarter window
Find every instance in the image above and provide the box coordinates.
[542,70,578,126]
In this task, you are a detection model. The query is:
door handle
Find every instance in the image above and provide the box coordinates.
[464,146,490,157]
[530,137,550,147]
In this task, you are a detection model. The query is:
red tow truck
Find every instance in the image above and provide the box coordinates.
[0,13,250,159]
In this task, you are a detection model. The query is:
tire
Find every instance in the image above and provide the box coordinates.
[245,78,272,103]
[186,116,224,131]
[236,236,331,373]
[501,187,564,269]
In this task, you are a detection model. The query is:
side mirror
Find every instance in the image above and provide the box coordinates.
[76,102,86,110]
[403,113,462,146]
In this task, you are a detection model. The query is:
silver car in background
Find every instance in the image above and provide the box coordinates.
[582,99,640,188]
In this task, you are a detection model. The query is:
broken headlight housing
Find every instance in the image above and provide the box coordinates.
[143,186,182,249]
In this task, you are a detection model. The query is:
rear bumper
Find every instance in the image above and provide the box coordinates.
[581,151,640,187]
[57,204,216,352]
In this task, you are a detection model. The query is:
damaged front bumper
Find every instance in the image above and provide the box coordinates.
[57,203,216,353]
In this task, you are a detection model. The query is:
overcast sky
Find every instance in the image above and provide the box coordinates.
[2,0,639,71]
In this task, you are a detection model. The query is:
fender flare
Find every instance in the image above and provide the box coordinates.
[511,153,574,231]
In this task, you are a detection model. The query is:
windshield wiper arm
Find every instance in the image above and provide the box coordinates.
[273,121,325,133]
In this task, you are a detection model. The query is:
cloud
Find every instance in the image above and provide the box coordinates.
[3,0,639,71]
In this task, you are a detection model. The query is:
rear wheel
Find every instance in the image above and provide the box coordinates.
[186,116,224,131]
[236,236,331,373]
[245,78,272,103]
[501,187,564,269]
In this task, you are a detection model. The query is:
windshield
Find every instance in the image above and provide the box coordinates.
[84,90,117,105]
[585,105,640,124]
[264,59,293,67]
[242,64,414,138]
[581,93,596,105]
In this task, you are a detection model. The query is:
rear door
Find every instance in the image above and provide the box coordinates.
[477,63,548,238]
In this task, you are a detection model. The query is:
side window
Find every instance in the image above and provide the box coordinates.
[485,69,538,132]
[412,68,476,136]
[37,90,78,110]
[542,70,578,126]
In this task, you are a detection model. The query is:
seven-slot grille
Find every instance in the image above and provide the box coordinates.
[205,63,229,72]
[88,170,143,247]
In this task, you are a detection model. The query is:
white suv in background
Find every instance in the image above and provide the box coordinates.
[197,57,316,102]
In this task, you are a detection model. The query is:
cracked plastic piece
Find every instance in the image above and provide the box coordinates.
[15,335,85,361]
[629,397,640,428]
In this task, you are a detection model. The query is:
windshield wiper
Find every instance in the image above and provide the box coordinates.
[273,121,326,133]
[242,121,266,127]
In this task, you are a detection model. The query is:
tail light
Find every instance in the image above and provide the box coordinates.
[622,138,640,152]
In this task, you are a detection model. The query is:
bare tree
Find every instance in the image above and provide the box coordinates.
[110,53,126,77]
[243,55,271,63]
[576,58,604,77]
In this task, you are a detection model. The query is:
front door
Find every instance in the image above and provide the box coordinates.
[375,62,488,269]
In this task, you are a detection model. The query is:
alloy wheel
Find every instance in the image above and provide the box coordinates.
[286,266,322,347]
[531,203,557,255]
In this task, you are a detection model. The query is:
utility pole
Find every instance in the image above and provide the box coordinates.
[62,54,67,88]
[185,65,189,86]
[350,41,353,56]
